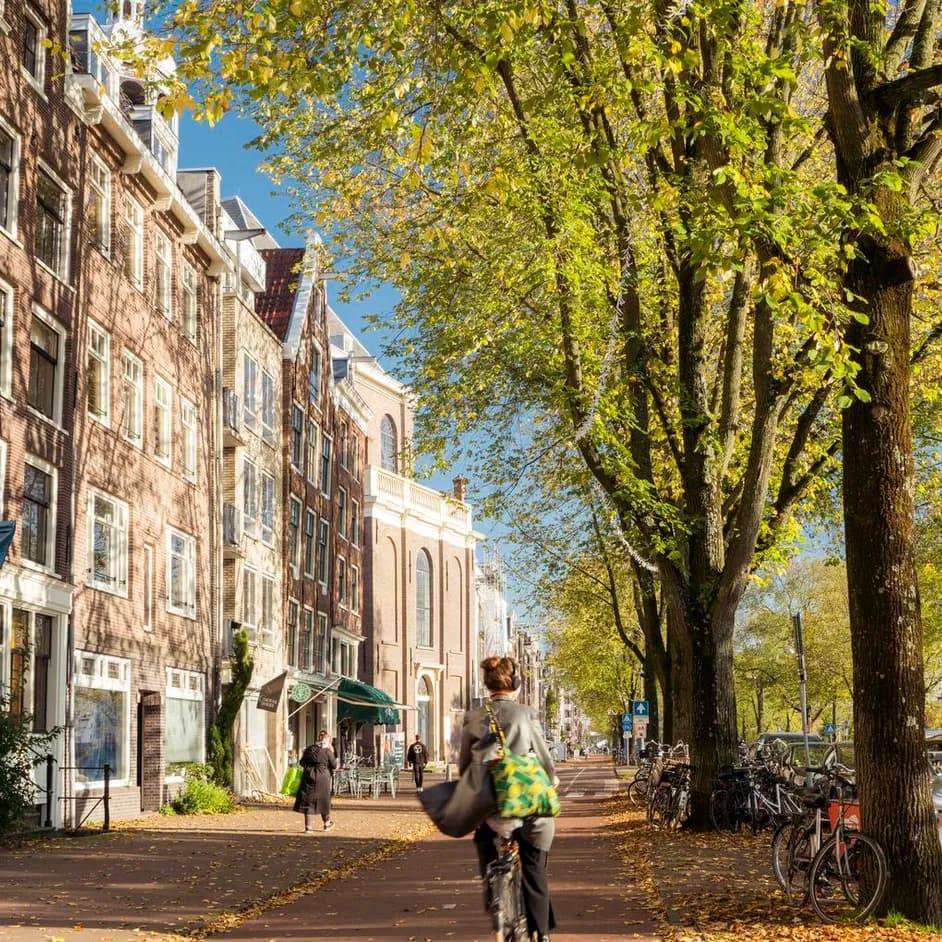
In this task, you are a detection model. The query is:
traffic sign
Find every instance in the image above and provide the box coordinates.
[633,716,648,735]
[632,700,649,718]
[621,713,632,732]
[823,722,836,735]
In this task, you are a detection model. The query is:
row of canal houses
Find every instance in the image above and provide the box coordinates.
[0,0,487,826]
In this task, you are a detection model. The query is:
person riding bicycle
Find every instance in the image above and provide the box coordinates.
[459,655,557,942]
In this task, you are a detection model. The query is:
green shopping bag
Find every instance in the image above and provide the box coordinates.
[280,764,302,797]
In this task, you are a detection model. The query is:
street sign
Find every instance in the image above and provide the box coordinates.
[823,722,836,735]
[621,713,632,732]
[632,700,649,718]
[633,717,648,735]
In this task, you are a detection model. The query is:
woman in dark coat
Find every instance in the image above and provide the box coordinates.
[293,730,338,831]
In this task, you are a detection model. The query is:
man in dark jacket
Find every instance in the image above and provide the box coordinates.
[406,734,428,792]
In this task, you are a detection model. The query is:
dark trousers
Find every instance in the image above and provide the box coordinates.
[412,764,424,788]
[474,823,555,937]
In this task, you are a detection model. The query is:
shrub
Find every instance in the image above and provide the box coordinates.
[165,764,236,815]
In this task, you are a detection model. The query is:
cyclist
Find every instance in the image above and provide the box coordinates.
[459,655,557,942]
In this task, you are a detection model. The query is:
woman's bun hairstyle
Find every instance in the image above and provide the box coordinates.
[482,655,521,692]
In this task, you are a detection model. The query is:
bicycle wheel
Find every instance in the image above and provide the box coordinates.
[771,820,794,890]
[710,787,729,831]
[785,825,816,906]
[809,832,888,923]
[627,777,648,807]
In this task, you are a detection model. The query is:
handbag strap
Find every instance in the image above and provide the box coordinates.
[483,701,507,753]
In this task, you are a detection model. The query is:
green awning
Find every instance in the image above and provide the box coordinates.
[336,676,400,726]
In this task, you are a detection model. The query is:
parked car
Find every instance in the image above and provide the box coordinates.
[752,730,823,759]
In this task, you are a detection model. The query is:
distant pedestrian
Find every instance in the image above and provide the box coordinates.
[294,729,338,832]
[407,734,428,793]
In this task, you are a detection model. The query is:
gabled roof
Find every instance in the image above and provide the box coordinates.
[256,248,305,341]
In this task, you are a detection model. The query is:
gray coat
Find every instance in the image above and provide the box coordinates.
[459,696,557,851]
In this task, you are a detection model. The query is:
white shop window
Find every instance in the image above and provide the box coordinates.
[73,652,130,785]
[165,668,205,775]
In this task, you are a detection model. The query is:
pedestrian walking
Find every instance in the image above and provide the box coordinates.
[459,655,557,942]
[294,730,338,832]
[407,734,428,792]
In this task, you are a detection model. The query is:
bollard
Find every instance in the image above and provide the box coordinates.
[103,764,111,832]
[44,754,54,828]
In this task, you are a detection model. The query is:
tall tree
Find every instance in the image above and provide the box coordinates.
[817,0,942,917]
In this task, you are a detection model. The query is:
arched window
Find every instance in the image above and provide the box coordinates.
[416,549,432,647]
[380,415,398,473]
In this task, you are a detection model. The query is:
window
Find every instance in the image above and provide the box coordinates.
[288,497,301,574]
[300,609,314,671]
[338,488,348,540]
[155,229,172,317]
[338,557,347,607]
[260,575,274,648]
[29,613,52,732]
[35,167,69,279]
[351,565,360,614]
[87,321,110,425]
[351,434,360,480]
[242,459,257,538]
[320,434,332,496]
[287,600,299,663]
[88,155,111,254]
[242,354,257,429]
[351,499,360,548]
[124,196,143,287]
[416,549,432,646]
[317,519,329,585]
[22,8,47,88]
[22,462,53,567]
[315,613,328,673]
[290,403,303,468]
[74,652,130,784]
[88,490,128,594]
[309,349,321,406]
[260,473,275,545]
[181,262,197,340]
[122,352,143,446]
[261,371,275,442]
[181,398,197,482]
[340,424,349,469]
[286,601,298,667]
[0,279,12,399]
[165,669,204,773]
[142,544,153,631]
[380,415,398,473]
[154,377,171,465]
[303,509,315,578]
[28,310,63,422]
[0,123,21,236]
[167,528,196,617]
[5,609,55,732]
[307,421,318,485]
[243,567,256,629]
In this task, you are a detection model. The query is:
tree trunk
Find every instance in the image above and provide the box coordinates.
[642,657,660,743]
[843,240,942,921]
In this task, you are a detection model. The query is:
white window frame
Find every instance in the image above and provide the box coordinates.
[22,7,47,92]
[154,228,172,318]
[121,351,143,446]
[259,574,275,649]
[242,353,257,430]
[316,612,328,673]
[88,153,111,256]
[260,472,274,546]
[0,117,21,240]
[301,607,314,672]
[261,370,275,443]
[0,439,6,518]
[87,319,111,427]
[320,433,332,497]
[164,668,205,776]
[243,566,257,631]
[290,402,304,469]
[351,499,360,548]
[288,496,302,576]
[73,652,131,787]
[154,376,172,466]
[124,195,143,288]
[0,276,13,399]
[21,453,57,574]
[242,458,257,538]
[317,519,329,587]
[181,261,197,341]
[27,304,66,427]
[338,556,348,608]
[340,424,349,469]
[303,508,315,578]
[338,487,348,541]
[87,488,128,596]
[306,420,318,486]
[35,161,71,282]
[181,396,197,483]
[166,527,196,618]
[142,544,153,632]
[309,349,321,407]
[351,564,360,614]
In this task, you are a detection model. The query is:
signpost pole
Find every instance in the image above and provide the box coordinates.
[793,611,812,785]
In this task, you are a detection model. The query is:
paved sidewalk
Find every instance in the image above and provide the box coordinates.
[0,759,662,942]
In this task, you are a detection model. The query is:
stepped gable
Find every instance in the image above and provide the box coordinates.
[257,247,305,340]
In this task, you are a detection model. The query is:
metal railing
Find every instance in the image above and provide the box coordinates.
[60,765,112,831]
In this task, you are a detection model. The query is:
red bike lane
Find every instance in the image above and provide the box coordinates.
[211,758,662,942]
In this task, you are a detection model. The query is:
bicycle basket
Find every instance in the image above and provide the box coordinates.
[827,797,860,830]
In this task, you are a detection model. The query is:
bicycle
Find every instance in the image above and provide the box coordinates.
[484,836,530,942]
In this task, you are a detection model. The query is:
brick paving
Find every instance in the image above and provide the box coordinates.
[0,759,663,942]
